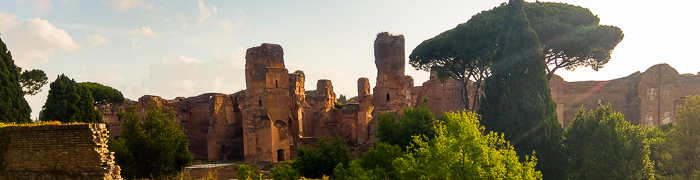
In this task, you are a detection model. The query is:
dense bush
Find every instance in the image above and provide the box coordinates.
[376,106,437,150]
[108,105,193,179]
[292,136,351,179]
[563,105,654,180]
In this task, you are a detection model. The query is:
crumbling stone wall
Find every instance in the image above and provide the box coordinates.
[97,99,137,139]
[371,32,410,142]
[241,43,294,163]
[550,64,700,127]
[0,124,121,180]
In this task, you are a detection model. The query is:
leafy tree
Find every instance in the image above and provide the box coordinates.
[0,37,31,123]
[334,142,401,180]
[392,111,542,179]
[409,1,623,110]
[40,74,103,123]
[660,95,700,179]
[647,122,673,179]
[477,0,564,179]
[375,106,437,150]
[18,68,48,96]
[108,105,194,179]
[78,82,125,105]
[292,136,351,179]
[563,105,654,180]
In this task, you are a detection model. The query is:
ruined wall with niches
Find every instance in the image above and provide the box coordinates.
[550,74,634,126]
[372,32,408,142]
[242,43,293,163]
[305,80,337,137]
[356,77,373,144]
[549,64,700,127]
[413,73,469,118]
[97,99,137,139]
[0,124,122,180]
[289,71,306,141]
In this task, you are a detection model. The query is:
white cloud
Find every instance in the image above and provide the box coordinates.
[197,0,211,24]
[212,6,218,16]
[0,13,18,33]
[133,48,247,99]
[33,0,52,16]
[84,34,109,47]
[129,26,157,38]
[109,0,154,11]
[2,17,80,67]
[128,26,157,49]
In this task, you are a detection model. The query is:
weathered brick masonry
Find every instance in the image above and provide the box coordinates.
[0,124,121,180]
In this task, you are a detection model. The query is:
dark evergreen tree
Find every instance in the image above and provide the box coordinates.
[477,0,564,179]
[0,37,31,123]
[40,74,103,123]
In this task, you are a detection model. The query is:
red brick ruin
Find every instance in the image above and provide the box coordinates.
[98,32,700,164]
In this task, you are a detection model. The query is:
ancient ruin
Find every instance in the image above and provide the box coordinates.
[98,32,700,165]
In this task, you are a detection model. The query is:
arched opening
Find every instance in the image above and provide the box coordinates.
[277,149,285,161]
[386,93,391,102]
[259,99,262,106]
[276,80,278,87]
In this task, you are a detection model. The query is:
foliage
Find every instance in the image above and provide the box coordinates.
[333,142,401,180]
[0,123,8,171]
[647,122,673,179]
[477,1,564,179]
[18,68,48,96]
[409,1,623,111]
[338,94,347,103]
[333,160,390,180]
[79,82,125,105]
[270,163,302,180]
[109,105,194,179]
[392,111,542,180]
[238,164,263,180]
[292,136,351,179]
[524,2,624,79]
[375,106,437,150]
[0,37,31,123]
[563,105,654,180]
[334,102,343,109]
[659,95,700,179]
[40,74,103,123]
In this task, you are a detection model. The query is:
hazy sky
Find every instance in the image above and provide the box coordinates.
[1,0,698,119]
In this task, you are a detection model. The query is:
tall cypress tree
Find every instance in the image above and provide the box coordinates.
[40,74,103,123]
[477,0,564,179]
[0,37,31,123]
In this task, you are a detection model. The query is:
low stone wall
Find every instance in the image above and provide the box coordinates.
[0,124,121,180]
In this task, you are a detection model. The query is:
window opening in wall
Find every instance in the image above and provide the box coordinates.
[277,149,285,161]
[276,80,278,87]
[387,93,391,102]
[259,99,263,106]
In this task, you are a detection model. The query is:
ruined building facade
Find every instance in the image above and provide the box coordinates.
[98,32,700,164]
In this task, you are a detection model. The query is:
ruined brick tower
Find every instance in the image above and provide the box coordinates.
[242,43,293,163]
[371,32,412,140]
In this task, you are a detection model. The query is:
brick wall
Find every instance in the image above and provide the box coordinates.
[0,124,121,180]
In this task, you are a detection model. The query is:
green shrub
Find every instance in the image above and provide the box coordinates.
[292,136,351,179]
[237,164,262,180]
[270,162,301,180]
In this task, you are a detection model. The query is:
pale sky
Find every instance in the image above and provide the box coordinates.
[0,0,698,119]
